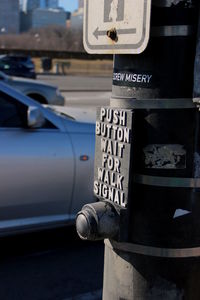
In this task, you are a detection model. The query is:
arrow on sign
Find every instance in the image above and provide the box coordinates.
[93,27,137,40]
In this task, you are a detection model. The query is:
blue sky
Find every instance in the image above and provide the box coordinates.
[59,0,78,12]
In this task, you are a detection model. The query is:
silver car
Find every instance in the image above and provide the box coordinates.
[0,71,64,105]
[0,81,95,236]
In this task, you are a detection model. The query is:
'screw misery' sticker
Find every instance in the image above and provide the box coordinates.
[113,69,155,88]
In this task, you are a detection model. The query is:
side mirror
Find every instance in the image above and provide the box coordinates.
[27,106,45,128]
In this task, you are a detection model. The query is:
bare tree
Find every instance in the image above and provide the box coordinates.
[0,26,84,52]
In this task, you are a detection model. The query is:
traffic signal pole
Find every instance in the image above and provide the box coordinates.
[77,0,200,299]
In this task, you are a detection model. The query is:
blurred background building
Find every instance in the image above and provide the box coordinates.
[22,0,59,12]
[70,0,83,30]
[21,8,67,31]
[20,0,69,32]
[40,0,59,9]
[78,0,84,8]
[70,10,83,30]
[0,0,20,34]
[22,0,40,12]
[0,0,75,33]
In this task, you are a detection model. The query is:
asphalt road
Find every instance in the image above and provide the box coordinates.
[0,227,104,300]
[37,74,112,92]
[38,74,112,108]
[63,91,111,107]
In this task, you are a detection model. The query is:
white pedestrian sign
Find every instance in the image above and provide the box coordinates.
[84,0,152,54]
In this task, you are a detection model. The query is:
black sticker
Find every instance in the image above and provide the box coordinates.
[113,68,155,88]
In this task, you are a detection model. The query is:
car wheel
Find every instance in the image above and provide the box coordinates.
[27,93,47,104]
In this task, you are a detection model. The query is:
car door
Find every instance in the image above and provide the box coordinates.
[0,90,74,232]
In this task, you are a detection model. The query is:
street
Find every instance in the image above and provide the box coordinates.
[37,75,112,92]
[0,227,104,300]
[37,74,112,108]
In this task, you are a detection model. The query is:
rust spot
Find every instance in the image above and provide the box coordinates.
[107,28,118,42]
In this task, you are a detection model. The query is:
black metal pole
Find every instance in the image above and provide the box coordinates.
[103,1,200,299]
[76,1,200,299]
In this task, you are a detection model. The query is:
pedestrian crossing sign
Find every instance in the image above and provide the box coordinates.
[83,0,152,54]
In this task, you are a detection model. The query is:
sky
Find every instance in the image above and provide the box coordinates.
[59,0,78,12]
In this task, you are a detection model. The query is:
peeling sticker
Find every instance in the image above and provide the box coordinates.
[173,209,191,219]
[143,144,186,169]
[149,277,184,299]
[159,0,194,7]
[194,152,200,178]
[171,0,193,7]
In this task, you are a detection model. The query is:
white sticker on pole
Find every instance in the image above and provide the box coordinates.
[84,0,152,54]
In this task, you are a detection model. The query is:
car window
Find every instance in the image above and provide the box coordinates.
[0,91,58,130]
[0,91,27,128]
